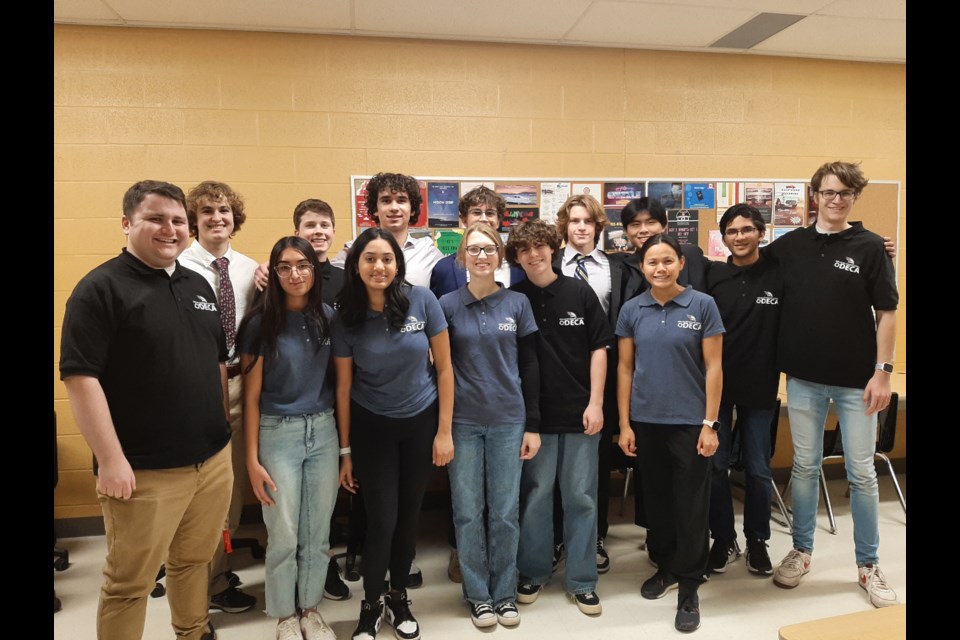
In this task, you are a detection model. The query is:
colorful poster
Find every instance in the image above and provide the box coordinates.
[744,182,774,224]
[461,181,495,193]
[354,179,377,228]
[807,184,818,226]
[667,209,698,246]
[715,181,744,219]
[540,182,571,225]
[434,228,464,256]
[774,183,805,226]
[410,182,429,228]
[648,181,683,209]
[683,183,715,209]
[571,182,602,200]
[708,230,730,260]
[602,208,629,253]
[604,182,644,207]
[500,207,539,232]
[495,182,539,207]
[427,181,460,228]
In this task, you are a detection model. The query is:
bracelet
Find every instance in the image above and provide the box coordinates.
[339,447,351,457]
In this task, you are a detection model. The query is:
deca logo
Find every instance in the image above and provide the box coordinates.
[193,295,217,312]
[498,316,518,331]
[400,315,426,332]
[677,314,702,330]
[756,291,780,305]
[834,257,860,273]
[559,311,585,326]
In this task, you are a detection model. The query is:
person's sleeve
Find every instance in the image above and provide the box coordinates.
[701,296,725,338]
[331,316,353,358]
[518,332,540,432]
[517,296,538,338]
[438,291,455,324]
[422,287,449,337]
[59,280,112,379]
[615,301,633,338]
[585,286,614,350]
[429,257,448,299]
[868,238,899,311]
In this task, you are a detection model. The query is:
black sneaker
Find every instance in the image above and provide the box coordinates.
[745,539,773,575]
[352,599,384,640]
[201,621,217,640]
[494,601,521,626]
[675,591,701,632]
[570,591,602,615]
[384,590,420,640]
[209,586,256,613]
[324,557,352,600]
[641,570,679,600]
[225,570,242,588]
[469,601,497,628]
[407,563,424,589]
[596,536,610,574]
[552,542,565,573]
[707,539,740,574]
[516,582,542,604]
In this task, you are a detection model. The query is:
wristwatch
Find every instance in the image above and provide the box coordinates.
[875,362,894,374]
[702,419,721,431]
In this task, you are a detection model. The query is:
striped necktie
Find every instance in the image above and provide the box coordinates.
[574,254,589,282]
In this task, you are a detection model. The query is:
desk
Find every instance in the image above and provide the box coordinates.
[778,604,905,640]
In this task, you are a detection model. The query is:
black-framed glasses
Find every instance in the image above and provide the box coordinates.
[275,263,314,278]
[817,189,857,202]
[465,245,499,257]
[723,226,759,238]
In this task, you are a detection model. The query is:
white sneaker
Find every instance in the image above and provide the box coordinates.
[277,615,302,640]
[301,609,337,640]
[772,549,812,588]
[858,564,899,608]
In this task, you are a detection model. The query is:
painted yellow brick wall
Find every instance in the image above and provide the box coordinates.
[54,25,907,519]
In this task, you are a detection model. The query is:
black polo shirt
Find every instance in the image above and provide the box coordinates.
[320,261,344,306]
[706,255,783,409]
[766,222,898,389]
[60,250,231,470]
[511,270,613,433]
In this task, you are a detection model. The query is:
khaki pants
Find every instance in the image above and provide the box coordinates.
[97,443,233,640]
[209,374,248,595]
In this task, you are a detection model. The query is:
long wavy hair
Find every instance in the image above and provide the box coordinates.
[336,227,410,331]
[238,236,330,372]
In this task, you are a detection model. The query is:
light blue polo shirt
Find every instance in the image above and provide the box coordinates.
[615,286,724,426]
[332,285,448,418]
[439,285,538,426]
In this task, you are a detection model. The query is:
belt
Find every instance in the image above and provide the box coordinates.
[226,363,242,379]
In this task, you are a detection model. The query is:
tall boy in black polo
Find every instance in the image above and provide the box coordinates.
[507,220,612,616]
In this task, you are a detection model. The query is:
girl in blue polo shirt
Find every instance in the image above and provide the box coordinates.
[616,233,724,633]
[238,236,338,640]
[438,223,541,629]
[333,227,454,640]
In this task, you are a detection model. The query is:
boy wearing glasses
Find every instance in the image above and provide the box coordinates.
[766,161,899,608]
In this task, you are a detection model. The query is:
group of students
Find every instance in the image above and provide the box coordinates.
[60,162,899,640]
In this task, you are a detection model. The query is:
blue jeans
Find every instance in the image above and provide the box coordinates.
[786,377,880,565]
[518,432,599,595]
[709,402,774,542]
[258,409,339,617]
[449,422,525,606]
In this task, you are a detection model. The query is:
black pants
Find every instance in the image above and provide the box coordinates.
[633,421,710,590]
[351,400,437,602]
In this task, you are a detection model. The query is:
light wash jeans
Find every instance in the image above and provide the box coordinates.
[518,432,599,595]
[786,377,880,565]
[449,422,525,606]
[258,409,339,617]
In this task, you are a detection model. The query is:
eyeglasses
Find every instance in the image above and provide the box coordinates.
[723,226,759,238]
[817,190,857,202]
[465,245,499,257]
[467,209,498,219]
[275,263,314,278]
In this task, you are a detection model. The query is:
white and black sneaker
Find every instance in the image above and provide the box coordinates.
[596,536,610,574]
[385,590,420,640]
[469,602,497,628]
[351,599,383,640]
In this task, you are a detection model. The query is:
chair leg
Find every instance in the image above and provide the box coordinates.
[876,453,906,515]
[819,468,837,535]
[620,467,633,516]
[770,478,793,532]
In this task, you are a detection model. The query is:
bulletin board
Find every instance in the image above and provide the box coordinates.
[350,176,901,260]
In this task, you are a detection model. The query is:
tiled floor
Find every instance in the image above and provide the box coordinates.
[53,474,906,639]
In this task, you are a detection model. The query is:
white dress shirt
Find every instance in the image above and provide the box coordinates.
[561,244,611,315]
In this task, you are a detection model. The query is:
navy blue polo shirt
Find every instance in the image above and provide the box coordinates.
[616,286,724,425]
[511,272,613,433]
[766,223,898,389]
[332,285,448,418]
[439,285,538,427]
[239,306,335,416]
[706,255,782,409]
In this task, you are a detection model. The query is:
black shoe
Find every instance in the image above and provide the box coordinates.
[201,621,217,640]
[552,542,565,573]
[208,586,256,613]
[675,592,701,632]
[384,590,420,640]
[707,539,740,574]
[352,599,384,640]
[641,570,679,600]
[596,536,610,574]
[745,539,773,575]
[469,601,497,628]
[570,591,602,615]
[516,582,542,604]
[407,563,424,589]
[225,570,242,588]
[324,557,352,600]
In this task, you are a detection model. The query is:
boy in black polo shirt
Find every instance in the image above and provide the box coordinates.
[508,220,613,617]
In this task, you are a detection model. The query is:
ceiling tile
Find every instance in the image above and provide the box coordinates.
[753,14,905,61]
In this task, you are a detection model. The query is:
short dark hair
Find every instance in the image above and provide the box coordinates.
[123,180,186,219]
[458,186,505,223]
[637,233,683,263]
[505,219,562,268]
[293,199,335,229]
[185,181,246,237]
[719,203,766,235]
[811,161,869,194]
[621,197,667,228]
[365,172,424,225]
[556,194,607,245]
